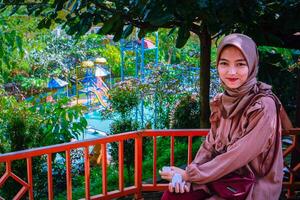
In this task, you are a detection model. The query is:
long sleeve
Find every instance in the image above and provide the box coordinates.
[186,97,277,184]
[190,129,216,166]
[189,93,222,166]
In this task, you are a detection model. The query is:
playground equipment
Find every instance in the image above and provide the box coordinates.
[120,32,158,81]
[89,144,103,166]
[47,77,68,99]
[75,60,109,108]
[120,32,159,126]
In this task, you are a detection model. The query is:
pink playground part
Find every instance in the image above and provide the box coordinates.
[96,77,109,96]
[138,39,155,49]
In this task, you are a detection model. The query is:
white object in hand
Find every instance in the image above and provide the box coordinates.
[162,166,171,172]
[171,173,183,187]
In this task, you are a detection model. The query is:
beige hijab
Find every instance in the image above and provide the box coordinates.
[215,33,292,129]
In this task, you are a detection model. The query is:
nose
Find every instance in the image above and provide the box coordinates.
[228,66,237,75]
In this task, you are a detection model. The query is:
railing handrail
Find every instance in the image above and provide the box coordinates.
[1,128,298,162]
[0,129,209,162]
[282,128,300,135]
[0,129,210,200]
[0,128,299,199]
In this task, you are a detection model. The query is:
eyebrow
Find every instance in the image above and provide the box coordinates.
[235,59,247,62]
[219,58,247,62]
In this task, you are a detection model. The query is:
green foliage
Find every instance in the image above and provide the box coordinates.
[0,89,88,198]
[0,18,24,81]
[141,64,194,129]
[158,29,200,66]
[55,164,124,199]
[258,46,297,119]
[33,148,86,199]
[109,119,138,185]
[97,43,121,77]
[3,0,299,49]
[0,88,36,152]
[108,79,139,118]
[0,93,87,148]
[170,94,200,129]
[0,94,87,153]
[104,79,140,185]
[31,97,88,144]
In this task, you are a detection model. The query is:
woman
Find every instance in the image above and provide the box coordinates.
[160,33,292,200]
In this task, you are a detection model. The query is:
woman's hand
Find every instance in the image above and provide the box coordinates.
[159,168,174,182]
[159,166,191,193]
[170,166,189,181]
[159,166,189,182]
[168,181,191,193]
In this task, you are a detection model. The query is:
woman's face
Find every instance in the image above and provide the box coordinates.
[218,46,249,89]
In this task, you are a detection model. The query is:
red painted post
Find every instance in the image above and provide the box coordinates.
[134,135,143,199]
[153,136,157,186]
[188,136,193,164]
[119,141,124,191]
[84,147,90,199]
[170,136,175,166]
[47,154,53,200]
[26,157,34,200]
[101,143,107,196]
[66,150,72,200]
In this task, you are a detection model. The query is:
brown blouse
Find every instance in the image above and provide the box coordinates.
[186,95,283,200]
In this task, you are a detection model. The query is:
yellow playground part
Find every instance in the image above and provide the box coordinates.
[90,144,102,166]
[92,89,108,107]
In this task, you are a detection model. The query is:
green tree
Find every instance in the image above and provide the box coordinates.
[0,18,24,81]
[3,0,299,128]
[105,79,139,184]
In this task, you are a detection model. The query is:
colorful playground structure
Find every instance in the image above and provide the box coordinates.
[75,58,110,108]
[120,32,159,126]
[120,32,159,81]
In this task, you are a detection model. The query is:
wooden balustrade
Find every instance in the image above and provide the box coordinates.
[0,129,299,199]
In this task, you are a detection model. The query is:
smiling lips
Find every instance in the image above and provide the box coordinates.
[227,78,239,82]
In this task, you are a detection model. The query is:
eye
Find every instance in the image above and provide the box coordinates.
[236,62,247,67]
[219,61,228,66]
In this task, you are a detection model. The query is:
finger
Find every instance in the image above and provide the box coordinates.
[170,166,177,171]
[168,183,174,193]
[180,182,185,193]
[175,182,180,193]
[163,175,173,180]
[160,171,172,176]
[161,176,170,181]
[159,171,167,176]
[185,182,191,192]
[184,185,190,192]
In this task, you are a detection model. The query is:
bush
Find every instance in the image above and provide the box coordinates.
[109,119,139,185]
[170,94,200,129]
[108,79,140,118]
[0,91,87,198]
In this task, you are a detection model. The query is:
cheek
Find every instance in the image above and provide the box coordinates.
[218,67,226,80]
[240,69,249,82]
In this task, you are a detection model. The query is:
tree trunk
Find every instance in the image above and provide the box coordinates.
[199,27,211,128]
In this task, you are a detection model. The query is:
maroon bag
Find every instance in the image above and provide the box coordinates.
[207,171,255,200]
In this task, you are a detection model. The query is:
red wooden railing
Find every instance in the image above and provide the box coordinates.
[0,129,299,199]
[282,128,300,198]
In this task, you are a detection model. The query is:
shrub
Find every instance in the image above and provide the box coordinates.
[170,94,200,129]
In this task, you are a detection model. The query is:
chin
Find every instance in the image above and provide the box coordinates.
[224,83,241,89]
